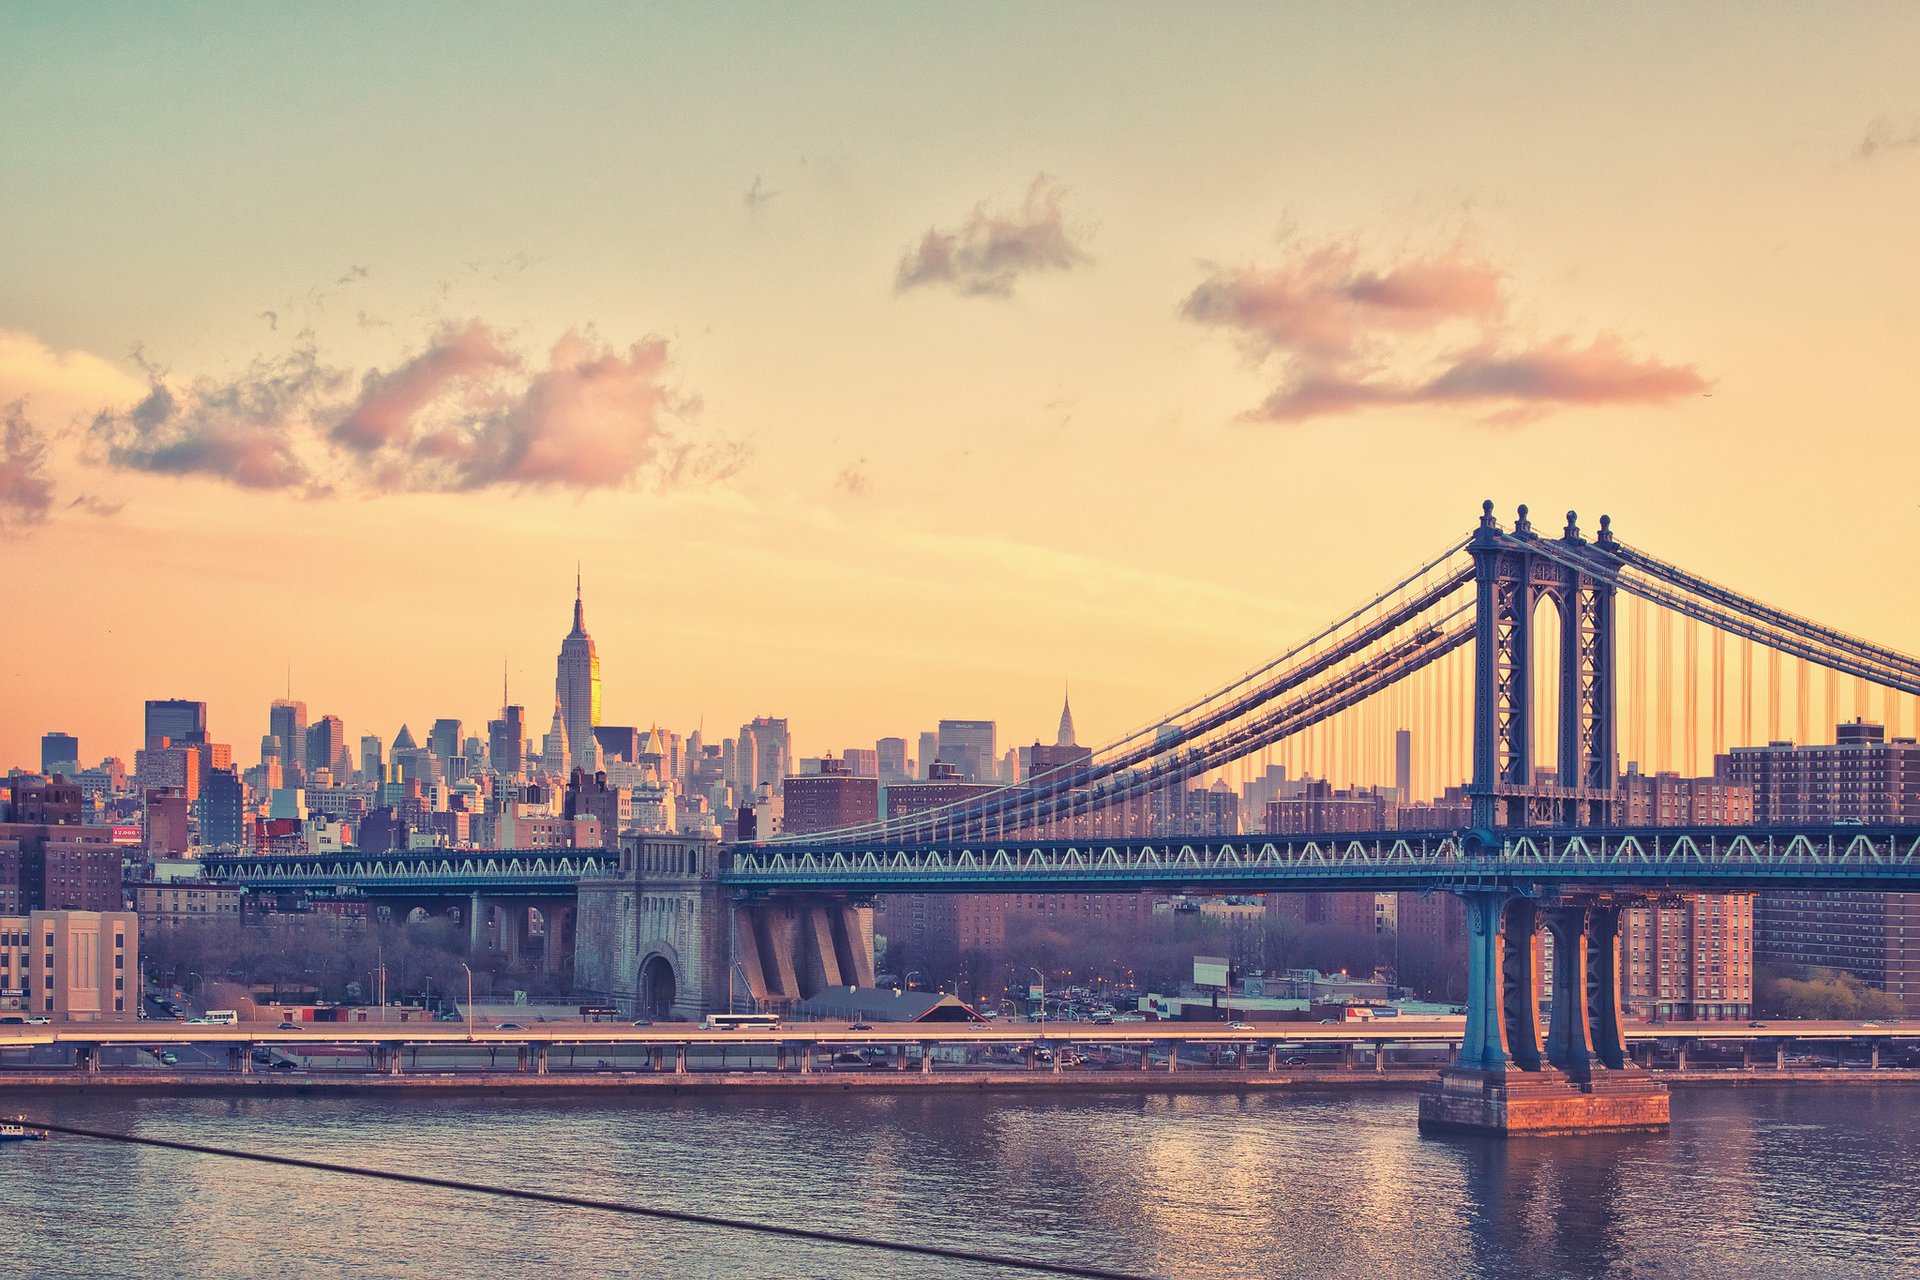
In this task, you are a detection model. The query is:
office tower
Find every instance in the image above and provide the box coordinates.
[431,719,464,763]
[144,699,207,751]
[744,717,790,794]
[360,734,384,782]
[876,737,909,781]
[1394,729,1412,802]
[40,733,79,777]
[917,731,939,779]
[556,574,602,773]
[306,714,345,777]
[937,719,997,783]
[269,699,308,772]
[488,705,525,777]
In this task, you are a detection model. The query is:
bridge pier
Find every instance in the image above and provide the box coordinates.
[1420,889,1668,1137]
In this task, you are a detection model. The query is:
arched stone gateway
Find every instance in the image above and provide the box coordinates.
[638,954,677,1020]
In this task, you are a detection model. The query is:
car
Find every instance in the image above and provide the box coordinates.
[269,1059,296,1071]
[1281,1055,1307,1066]
[434,1010,462,1022]
[159,1051,180,1066]
[277,1021,300,1030]
[829,1052,879,1069]
[496,1022,526,1031]
[630,1018,654,1027]
[1227,1021,1255,1031]
[1317,1017,1338,1025]
[0,1015,24,1025]
[1033,1048,1055,1064]
[23,1016,51,1025]
[1748,1021,1767,1028]
[849,1022,873,1031]
[1861,1021,1883,1028]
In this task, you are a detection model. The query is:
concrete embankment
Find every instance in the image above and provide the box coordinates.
[2,1066,1916,1096]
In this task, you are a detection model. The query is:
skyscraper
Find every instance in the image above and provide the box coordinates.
[40,733,79,777]
[270,700,308,773]
[937,719,997,783]
[306,714,345,777]
[144,700,207,751]
[556,573,602,773]
[430,718,464,763]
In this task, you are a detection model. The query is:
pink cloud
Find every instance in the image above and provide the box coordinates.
[1186,233,1704,426]
[87,321,745,497]
[1183,243,1503,363]
[332,321,518,453]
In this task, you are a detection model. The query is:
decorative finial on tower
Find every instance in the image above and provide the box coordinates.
[1480,499,1496,528]
[1597,513,1615,547]
[1563,509,1581,542]
[1513,503,1533,536]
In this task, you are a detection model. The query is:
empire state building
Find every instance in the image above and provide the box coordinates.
[556,573,601,772]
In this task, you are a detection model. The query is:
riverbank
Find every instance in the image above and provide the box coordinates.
[4,1066,1917,1095]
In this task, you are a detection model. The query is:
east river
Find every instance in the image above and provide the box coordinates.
[2,1085,1915,1279]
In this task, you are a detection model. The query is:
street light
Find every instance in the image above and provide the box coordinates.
[459,962,474,1041]
[1030,967,1046,1028]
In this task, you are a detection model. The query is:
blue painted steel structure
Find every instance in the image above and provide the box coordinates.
[203,848,613,896]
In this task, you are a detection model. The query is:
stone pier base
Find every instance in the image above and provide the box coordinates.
[1417,1066,1670,1136]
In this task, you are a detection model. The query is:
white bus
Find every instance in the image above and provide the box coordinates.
[187,1010,239,1025]
[701,1013,780,1031]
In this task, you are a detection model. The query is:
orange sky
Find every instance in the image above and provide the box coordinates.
[5,5,1920,772]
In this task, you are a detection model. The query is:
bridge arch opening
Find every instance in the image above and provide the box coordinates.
[1532,590,1565,776]
[638,955,677,1020]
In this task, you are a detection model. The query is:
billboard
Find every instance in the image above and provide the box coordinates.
[111,825,142,845]
[1194,956,1230,988]
[1027,985,1045,1000]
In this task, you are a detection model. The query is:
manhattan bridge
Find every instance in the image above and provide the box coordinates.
[212,501,1920,1128]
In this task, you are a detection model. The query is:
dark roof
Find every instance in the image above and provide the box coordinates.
[796,985,984,1023]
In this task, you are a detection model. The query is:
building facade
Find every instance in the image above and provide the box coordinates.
[0,910,138,1020]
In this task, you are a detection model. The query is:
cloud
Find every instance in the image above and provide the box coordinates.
[1184,233,1703,425]
[1855,116,1920,160]
[895,175,1092,298]
[332,320,517,454]
[0,330,149,422]
[93,339,341,490]
[87,320,746,497]
[744,176,778,211]
[835,461,869,497]
[0,402,57,535]
[0,400,118,535]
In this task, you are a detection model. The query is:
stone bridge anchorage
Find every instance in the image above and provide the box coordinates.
[573,834,873,1021]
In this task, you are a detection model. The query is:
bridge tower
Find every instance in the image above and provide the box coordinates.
[1467,501,1619,831]
[1426,502,1667,1135]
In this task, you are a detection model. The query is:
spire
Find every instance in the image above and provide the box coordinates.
[570,566,586,637]
[1057,682,1077,748]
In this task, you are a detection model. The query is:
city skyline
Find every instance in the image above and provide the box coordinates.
[6,6,1920,777]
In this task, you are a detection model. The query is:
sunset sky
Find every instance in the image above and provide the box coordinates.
[5,3,1919,772]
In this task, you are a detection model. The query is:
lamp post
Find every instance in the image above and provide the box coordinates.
[459,962,474,1041]
[1030,967,1046,1028]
